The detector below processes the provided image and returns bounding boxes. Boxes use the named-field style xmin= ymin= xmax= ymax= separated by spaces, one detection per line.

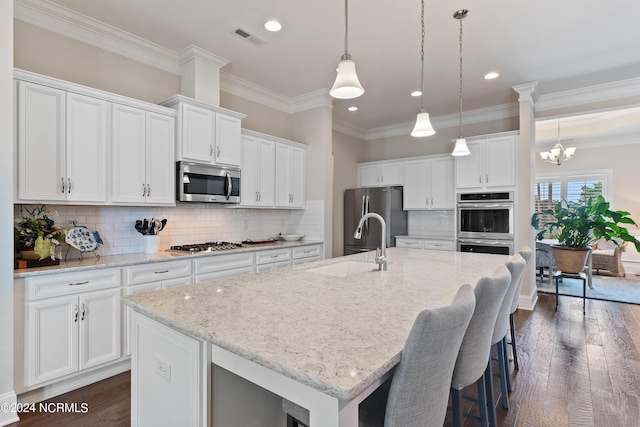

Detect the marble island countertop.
xmin=123 ymin=247 xmax=509 ymax=400
xmin=14 ymin=240 xmax=323 ymax=278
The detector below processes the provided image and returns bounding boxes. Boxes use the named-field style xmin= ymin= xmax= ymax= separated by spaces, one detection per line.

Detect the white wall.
xmin=0 ymin=4 xmax=17 ymax=426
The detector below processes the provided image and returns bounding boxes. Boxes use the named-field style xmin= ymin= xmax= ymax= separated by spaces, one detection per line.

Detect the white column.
xmin=178 ymin=45 xmax=229 ymax=106
xmin=512 ymin=82 xmax=539 ymax=310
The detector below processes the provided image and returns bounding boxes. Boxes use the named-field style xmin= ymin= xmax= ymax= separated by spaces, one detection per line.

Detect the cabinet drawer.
xmin=423 ymin=241 xmax=454 ymax=251
xmin=194 ymin=252 xmax=254 ymax=276
xmin=194 ymin=266 xmax=254 ymax=283
xmin=125 ymin=259 xmax=192 ymax=286
xmin=292 ymin=256 xmax=321 ymax=266
xmin=292 ymin=245 xmax=322 ymax=260
xmin=26 ymin=269 xmax=119 ymax=301
xmin=396 ymin=239 xmax=423 ymax=249
xmin=255 ymin=260 xmax=291 ymax=272
xmin=255 ymin=248 xmax=291 ymax=265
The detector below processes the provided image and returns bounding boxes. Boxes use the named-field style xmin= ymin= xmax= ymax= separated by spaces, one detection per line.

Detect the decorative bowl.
xmin=281 ymin=234 xmax=304 ymax=241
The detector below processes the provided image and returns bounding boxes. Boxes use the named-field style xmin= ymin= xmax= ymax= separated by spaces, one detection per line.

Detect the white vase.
xmin=143 ymin=235 xmax=160 ymax=254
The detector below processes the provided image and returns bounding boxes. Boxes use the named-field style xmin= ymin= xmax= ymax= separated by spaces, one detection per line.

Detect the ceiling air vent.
xmin=233 ymin=28 xmax=265 ymax=46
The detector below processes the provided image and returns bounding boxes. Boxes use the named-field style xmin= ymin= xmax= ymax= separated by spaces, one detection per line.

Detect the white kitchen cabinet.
xmin=25 ymin=269 xmax=121 ymax=386
xmin=194 ymin=252 xmax=255 ymax=282
xmin=292 ymin=244 xmax=324 ymax=265
xmin=16 ymin=81 xmax=108 ymax=203
xmin=358 ymin=161 xmax=404 ymax=187
xmin=455 ymin=134 xmax=517 ymax=190
xmin=161 ymin=95 xmax=245 ymax=167
xmin=275 ymin=143 xmax=306 ymax=208
xmin=240 ymin=134 xmax=275 ymax=207
xmin=255 ymin=248 xmax=291 ymax=272
xmin=112 ymin=104 xmax=175 ymax=205
xmin=403 ymin=156 xmax=454 ymax=210
xmin=395 ymin=237 xmax=454 ymax=251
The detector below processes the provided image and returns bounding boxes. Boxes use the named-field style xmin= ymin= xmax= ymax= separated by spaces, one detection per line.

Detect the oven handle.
xmin=457 ymin=238 xmax=512 ymax=247
xmin=457 ymin=203 xmax=513 ymax=209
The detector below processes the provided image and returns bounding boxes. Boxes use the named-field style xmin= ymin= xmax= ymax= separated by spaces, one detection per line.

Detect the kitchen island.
xmin=123 ymin=247 xmax=510 ymax=426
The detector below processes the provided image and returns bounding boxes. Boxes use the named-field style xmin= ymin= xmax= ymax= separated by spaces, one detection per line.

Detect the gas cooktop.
xmin=169 ymin=241 xmax=242 ymax=252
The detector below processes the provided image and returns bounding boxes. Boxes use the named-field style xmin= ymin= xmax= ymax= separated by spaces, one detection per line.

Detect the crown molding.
xmin=178 ymin=45 xmax=229 ymax=69
xmin=536 ymin=77 xmax=640 ymax=112
xmin=290 ymin=89 xmax=333 ymax=114
xmin=333 ymin=118 xmax=367 ymax=140
xmin=14 ymin=0 xmax=180 ymax=74
xmin=512 ymin=82 xmax=539 ymax=104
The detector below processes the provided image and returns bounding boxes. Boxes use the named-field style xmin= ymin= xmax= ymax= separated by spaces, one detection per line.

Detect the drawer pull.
xmin=270 ymin=255 xmax=279 ymax=258
xmin=74 ymin=304 xmax=78 ymax=322
xmin=154 ymin=270 xmax=169 ymax=274
xmin=68 ymin=281 xmax=89 ymax=286
xmin=303 ymin=250 xmax=312 ymax=254
xmin=81 ymin=303 xmax=86 ymax=321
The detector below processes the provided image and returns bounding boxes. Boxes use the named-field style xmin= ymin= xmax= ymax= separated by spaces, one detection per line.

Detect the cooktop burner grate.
xmin=170 ymin=241 xmax=243 ymax=252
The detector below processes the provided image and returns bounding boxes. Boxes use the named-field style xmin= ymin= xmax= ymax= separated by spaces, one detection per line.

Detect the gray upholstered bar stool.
xmin=282 ymin=284 xmax=477 ymax=427
xmin=486 ymin=254 xmax=526 ymax=426
xmin=450 ymin=265 xmax=511 ymax=427
xmin=508 ymin=246 xmax=533 ymax=371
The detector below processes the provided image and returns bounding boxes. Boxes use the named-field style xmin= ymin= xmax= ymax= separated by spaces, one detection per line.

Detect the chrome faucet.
xmin=354 ymin=212 xmax=387 ymax=271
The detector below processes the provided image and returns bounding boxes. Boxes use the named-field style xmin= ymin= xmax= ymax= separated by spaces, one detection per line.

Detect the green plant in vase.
xmin=14 ymin=205 xmax=67 ymax=260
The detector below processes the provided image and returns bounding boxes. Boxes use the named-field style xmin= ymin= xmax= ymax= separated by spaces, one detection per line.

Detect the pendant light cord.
xmin=419 ymin=0 xmax=425 ymax=111
xmin=343 ymin=0 xmax=350 ymax=59
xmin=458 ymin=14 xmax=464 ymax=138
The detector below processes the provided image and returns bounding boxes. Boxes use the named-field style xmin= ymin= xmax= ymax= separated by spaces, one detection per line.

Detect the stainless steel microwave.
xmin=176 ymin=161 xmax=240 ymax=203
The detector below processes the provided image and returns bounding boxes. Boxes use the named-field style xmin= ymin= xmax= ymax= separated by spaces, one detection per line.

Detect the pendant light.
xmin=329 ymin=0 xmax=365 ymax=99
xmin=540 ymin=119 xmax=576 ymax=165
xmin=411 ymin=0 xmax=435 ymax=137
xmin=451 ymin=9 xmax=470 ymax=156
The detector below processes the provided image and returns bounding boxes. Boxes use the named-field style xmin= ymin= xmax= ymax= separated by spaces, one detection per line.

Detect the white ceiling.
xmin=36 ymin=0 xmax=640 ymax=132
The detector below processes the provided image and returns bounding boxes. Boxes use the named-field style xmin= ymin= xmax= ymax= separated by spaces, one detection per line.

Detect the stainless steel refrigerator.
xmin=344 ymin=186 xmax=408 ymax=255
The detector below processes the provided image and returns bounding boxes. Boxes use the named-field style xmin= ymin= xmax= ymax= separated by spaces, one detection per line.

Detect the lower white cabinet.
xmin=25 ymin=269 xmax=121 ymax=386
xmin=395 ymin=237 xmax=454 ymax=251
xmin=292 ymin=244 xmax=323 ymax=265
xmin=194 ymin=252 xmax=255 ymax=282
xmin=255 ymin=248 xmax=292 ymax=272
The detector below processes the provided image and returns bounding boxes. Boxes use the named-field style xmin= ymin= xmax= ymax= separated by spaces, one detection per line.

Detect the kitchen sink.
xmin=305 ymin=260 xmax=379 ymax=277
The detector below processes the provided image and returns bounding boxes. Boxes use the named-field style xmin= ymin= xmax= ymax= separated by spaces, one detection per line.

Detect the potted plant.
xmin=531 ymin=196 xmax=640 ymax=274
xmin=14 ymin=205 xmax=67 ymax=261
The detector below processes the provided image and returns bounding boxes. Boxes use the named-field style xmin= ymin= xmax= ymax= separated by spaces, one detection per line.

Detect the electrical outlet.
xmin=155 ymin=355 xmax=171 ymax=382
xmin=243 ymin=219 xmax=249 ymax=230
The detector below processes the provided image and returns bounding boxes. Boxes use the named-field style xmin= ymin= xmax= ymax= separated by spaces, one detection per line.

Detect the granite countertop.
xmin=123 ymin=247 xmax=509 ymax=400
xmin=14 ymin=240 xmax=323 ymax=278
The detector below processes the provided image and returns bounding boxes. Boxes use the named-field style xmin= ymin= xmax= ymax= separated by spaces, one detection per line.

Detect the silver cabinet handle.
xmin=68 ymin=178 xmax=72 ymax=194
xmin=217 ymin=146 xmax=221 ymax=158
xmin=270 ymin=255 xmax=279 ymax=258
xmin=68 ymin=281 xmax=89 ymax=286
xmin=142 ymin=183 xmax=146 ymax=197
xmin=377 ymin=176 xmax=380 ymax=183
xmin=479 ymin=176 xmax=482 ymax=184
xmin=210 ymin=145 xmax=213 ymax=156
xmin=258 ymin=191 xmax=261 ymax=201
xmin=147 ymin=184 xmax=151 ymax=198
xmin=256 ymin=191 xmax=259 ymax=201
xmin=154 ymin=270 xmax=169 ymax=274
xmin=431 ymin=198 xmax=433 ymax=207
xmin=486 ymin=175 xmax=489 ymax=184
xmin=61 ymin=178 xmax=65 ymax=194
xmin=81 ymin=303 xmax=86 ymax=321
xmin=74 ymin=304 xmax=78 ymax=322
xmin=381 ymin=175 xmax=384 ymax=183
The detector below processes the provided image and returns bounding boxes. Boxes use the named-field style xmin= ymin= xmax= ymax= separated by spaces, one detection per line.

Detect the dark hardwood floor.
xmin=10 ymin=293 xmax=640 ymax=426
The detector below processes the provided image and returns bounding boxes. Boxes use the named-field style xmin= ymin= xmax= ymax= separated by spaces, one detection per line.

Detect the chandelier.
xmin=540 ymin=119 xmax=576 ymax=166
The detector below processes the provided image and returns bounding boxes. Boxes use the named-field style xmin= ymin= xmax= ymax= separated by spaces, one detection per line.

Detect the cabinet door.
xmin=275 ymin=144 xmax=291 ymax=206
xmin=215 ymin=113 xmax=242 ymax=166
xmin=430 ymin=157 xmax=455 ymax=209
xmin=240 ymin=135 xmax=259 ymax=206
xmin=358 ymin=164 xmax=380 ymax=187
xmin=112 ymin=104 xmax=146 ymax=203
xmin=455 ymin=140 xmax=484 ymax=189
xmin=289 ymin=146 xmax=305 ymax=208
xmin=27 ymin=296 xmax=78 ymax=385
xmin=181 ymin=104 xmax=214 ymax=163
xmin=257 ymin=139 xmax=276 ymax=206
xmin=485 ymin=136 xmax=516 ymax=188
xmin=146 ymin=112 xmax=175 ymax=205
xmin=380 ymin=163 xmax=403 ymax=186
xmin=403 ymin=160 xmax=428 ymax=210
xmin=66 ymin=93 xmax=108 ymax=202
xmin=79 ymin=289 xmax=121 ymax=370
xmin=17 ymin=81 xmax=66 ymax=201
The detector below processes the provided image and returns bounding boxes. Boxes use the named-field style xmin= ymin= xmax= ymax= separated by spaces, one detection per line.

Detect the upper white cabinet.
xmin=240 ymin=133 xmax=275 ymax=207
xmin=403 ymin=156 xmax=454 ymax=210
xmin=112 ymin=104 xmax=175 ymax=205
xmin=455 ymin=134 xmax=517 ymax=190
xmin=358 ymin=161 xmax=403 ymax=187
xmin=275 ymin=142 xmax=306 ymax=208
xmin=16 ymin=81 xmax=108 ymax=203
xmin=161 ymin=95 xmax=245 ymax=167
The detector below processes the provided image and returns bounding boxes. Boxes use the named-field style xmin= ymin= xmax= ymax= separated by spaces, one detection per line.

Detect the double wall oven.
xmin=457 ymin=192 xmax=514 ymax=255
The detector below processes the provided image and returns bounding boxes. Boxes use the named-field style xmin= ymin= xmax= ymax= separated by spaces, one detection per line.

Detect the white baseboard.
xmin=0 ymin=391 xmax=19 ymax=426
xmin=518 ymin=288 xmax=538 ymax=311
xmin=18 ymin=360 xmax=130 ymax=405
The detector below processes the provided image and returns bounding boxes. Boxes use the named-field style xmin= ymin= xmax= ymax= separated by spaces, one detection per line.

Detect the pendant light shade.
xmin=451 ymin=9 xmax=470 ymax=156
xmin=330 ymin=57 xmax=365 ymax=99
xmin=330 ymin=0 xmax=364 ymax=99
xmin=411 ymin=0 xmax=435 ymax=137
xmin=539 ymin=119 xmax=576 ymax=165
xmin=411 ymin=110 xmax=435 ymax=137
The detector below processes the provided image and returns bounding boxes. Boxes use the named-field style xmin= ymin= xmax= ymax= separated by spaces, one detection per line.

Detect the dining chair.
xmin=487 ymin=254 xmax=526 ymax=424
xmin=450 ymin=265 xmax=511 ymax=427
xmin=282 ymin=283 xmax=477 ymax=427
xmin=508 ymin=246 xmax=533 ymax=371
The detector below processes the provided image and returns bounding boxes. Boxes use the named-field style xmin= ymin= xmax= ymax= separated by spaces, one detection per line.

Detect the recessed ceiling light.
xmin=264 ymin=20 xmax=282 ymax=32
xmin=484 ymin=72 xmax=499 ymax=80
xmin=411 ymin=90 xmax=422 ymax=97
xmin=348 ymin=106 xmax=358 ymax=112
